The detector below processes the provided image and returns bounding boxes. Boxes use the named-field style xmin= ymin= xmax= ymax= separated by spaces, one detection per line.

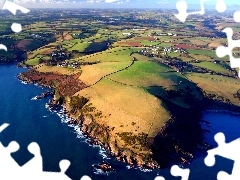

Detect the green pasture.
xmin=187 ymin=49 xmax=218 ymax=59
xmin=140 ymin=40 xmax=160 ymax=46
xmin=25 ymin=55 xmax=42 ymax=65
xmin=191 ymin=61 xmax=233 ymax=75
xmin=76 ymin=47 xmax=137 ymax=63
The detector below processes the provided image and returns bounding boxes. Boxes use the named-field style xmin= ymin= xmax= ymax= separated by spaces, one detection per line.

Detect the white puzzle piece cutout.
xmin=0 ymin=0 xmax=30 ymax=51
xmin=204 ymin=132 xmax=240 ymax=180
xmin=0 ymin=123 xmax=92 ymax=179
xmin=2 ymin=0 xmax=30 ymax=15
xmin=233 ymin=11 xmax=240 ymax=23
xmin=175 ymin=0 xmax=227 ymax=22
xmin=171 ymin=165 xmax=190 ymax=180
xmin=215 ymin=27 xmax=240 ymax=77
xmin=154 ymin=176 xmax=165 ymax=180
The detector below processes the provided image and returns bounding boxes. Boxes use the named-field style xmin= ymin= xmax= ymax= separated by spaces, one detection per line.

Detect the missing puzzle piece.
xmin=175 ymin=0 xmax=227 ymax=22
xmin=170 ymin=165 xmax=190 ymax=180
xmin=154 ymin=176 xmax=165 ymax=180
xmin=0 ymin=123 xmax=91 ymax=179
xmin=215 ymin=27 xmax=240 ymax=77
xmin=204 ymin=132 xmax=240 ymax=180
xmin=234 ymin=11 xmax=240 ymax=23
xmin=154 ymin=165 xmax=190 ymax=180
xmin=175 ymin=0 xmax=206 ymax=23
xmin=0 ymin=141 xmax=20 ymax=174
xmin=2 ymin=0 xmax=30 ymax=15
xmin=0 ymin=123 xmax=9 ymax=132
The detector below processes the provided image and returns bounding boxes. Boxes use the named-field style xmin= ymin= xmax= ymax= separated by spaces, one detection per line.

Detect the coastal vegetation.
xmin=69 ymin=95 xmax=89 ymax=111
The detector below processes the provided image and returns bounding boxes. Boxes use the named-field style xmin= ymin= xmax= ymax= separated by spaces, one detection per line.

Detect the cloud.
xmin=105 ymin=0 xmax=119 ymax=3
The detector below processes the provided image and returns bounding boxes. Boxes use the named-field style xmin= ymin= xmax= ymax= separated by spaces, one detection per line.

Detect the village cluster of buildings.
xmin=57 ymin=61 xmax=79 ymax=69
xmin=138 ymin=46 xmax=188 ymax=57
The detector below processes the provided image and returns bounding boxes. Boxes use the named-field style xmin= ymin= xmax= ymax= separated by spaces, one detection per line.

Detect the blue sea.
xmin=0 ymin=64 xmax=240 ymax=180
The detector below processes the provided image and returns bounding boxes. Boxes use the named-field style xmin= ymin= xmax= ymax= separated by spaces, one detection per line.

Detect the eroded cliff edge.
xmin=17 ymin=68 xmax=219 ymax=169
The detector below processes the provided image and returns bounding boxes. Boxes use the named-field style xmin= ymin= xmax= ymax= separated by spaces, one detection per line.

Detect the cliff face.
xmin=145 ymin=83 xmax=209 ymax=167
xmin=18 ymin=69 xmax=210 ymax=169
xmin=63 ymin=96 xmax=160 ymax=168
xmin=151 ymin=104 xmax=205 ymax=167
xmin=63 ymin=83 xmax=209 ymax=168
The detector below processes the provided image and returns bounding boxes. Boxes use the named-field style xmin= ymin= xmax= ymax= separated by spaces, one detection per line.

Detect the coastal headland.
xmin=18 ymin=47 xmax=240 ymax=169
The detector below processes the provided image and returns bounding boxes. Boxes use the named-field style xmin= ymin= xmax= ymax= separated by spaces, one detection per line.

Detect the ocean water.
xmin=0 ymin=64 xmax=240 ymax=180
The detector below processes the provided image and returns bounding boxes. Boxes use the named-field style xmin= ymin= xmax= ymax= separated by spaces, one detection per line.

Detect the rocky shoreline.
xmin=61 ymin=105 xmax=160 ymax=169
xmin=17 ymin=68 xmax=237 ymax=169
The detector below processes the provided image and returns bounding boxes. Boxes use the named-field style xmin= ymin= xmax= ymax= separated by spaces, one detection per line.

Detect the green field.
xmin=140 ymin=40 xmax=160 ymax=46
xmin=187 ymin=49 xmax=228 ymax=60
xmin=191 ymin=61 xmax=233 ymax=75
xmin=75 ymin=47 xmax=138 ymax=63
xmin=186 ymin=73 xmax=240 ymax=106
xmin=25 ymin=55 xmax=42 ymax=65
xmin=68 ymin=42 xmax=92 ymax=52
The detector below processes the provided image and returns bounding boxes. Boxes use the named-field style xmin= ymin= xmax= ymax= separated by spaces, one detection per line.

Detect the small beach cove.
xmin=1 ymin=64 xmax=240 ymax=179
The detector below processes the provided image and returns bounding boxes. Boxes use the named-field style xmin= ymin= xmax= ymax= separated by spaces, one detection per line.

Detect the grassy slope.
xmin=186 ymin=73 xmax=240 ymax=106
xmin=22 ymin=24 xmax=240 ymax=165
xmin=71 ymin=51 xmax=204 ymax=158
xmin=191 ymin=61 xmax=234 ymax=75
xmin=74 ymin=52 xmax=173 ymax=155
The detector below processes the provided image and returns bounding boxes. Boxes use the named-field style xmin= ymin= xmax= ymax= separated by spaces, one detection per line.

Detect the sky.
xmin=0 ymin=0 xmax=240 ymax=9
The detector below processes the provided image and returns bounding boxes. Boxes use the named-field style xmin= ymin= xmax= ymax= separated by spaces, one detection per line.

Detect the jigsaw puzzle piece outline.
xmin=39 ymin=159 xmax=71 ymax=180
xmin=154 ymin=176 xmax=165 ymax=180
xmin=0 ymin=141 xmax=21 ymax=176
xmin=233 ymin=11 xmax=240 ymax=23
xmin=2 ymin=0 xmax=30 ymax=34
xmin=175 ymin=0 xmax=227 ymax=22
xmin=0 ymin=123 xmax=92 ymax=179
xmin=204 ymin=132 xmax=240 ymax=180
xmin=175 ymin=0 xmax=210 ymax=22
xmin=80 ymin=175 xmax=92 ymax=180
xmin=20 ymin=142 xmax=43 ymax=173
xmin=215 ymin=0 xmax=227 ymax=13
xmin=170 ymin=165 xmax=190 ymax=180
xmin=0 ymin=123 xmax=9 ymax=133
xmin=215 ymin=27 xmax=240 ymax=77
xmin=33 ymin=160 xmax=92 ymax=180
xmin=2 ymin=0 xmax=30 ymax=15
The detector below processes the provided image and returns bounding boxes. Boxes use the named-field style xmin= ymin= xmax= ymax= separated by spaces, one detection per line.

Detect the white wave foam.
xmin=93 ymin=168 xmax=105 ymax=175
xmin=126 ymin=165 xmax=131 ymax=169
xmin=45 ymin=104 xmax=113 ymax=160
xmin=139 ymin=168 xmax=152 ymax=172
xmin=92 ymin=165 xmax=112 ymax=175
xmin=75 ymin=126 xmax=85 ymax=139
xmin=99 ymin=149 xmax=110 ymax=159
xmin=20 ymin=80 xmax=27 ymax=84
xmin=31 ymin=96 xmax=39 ymax=100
